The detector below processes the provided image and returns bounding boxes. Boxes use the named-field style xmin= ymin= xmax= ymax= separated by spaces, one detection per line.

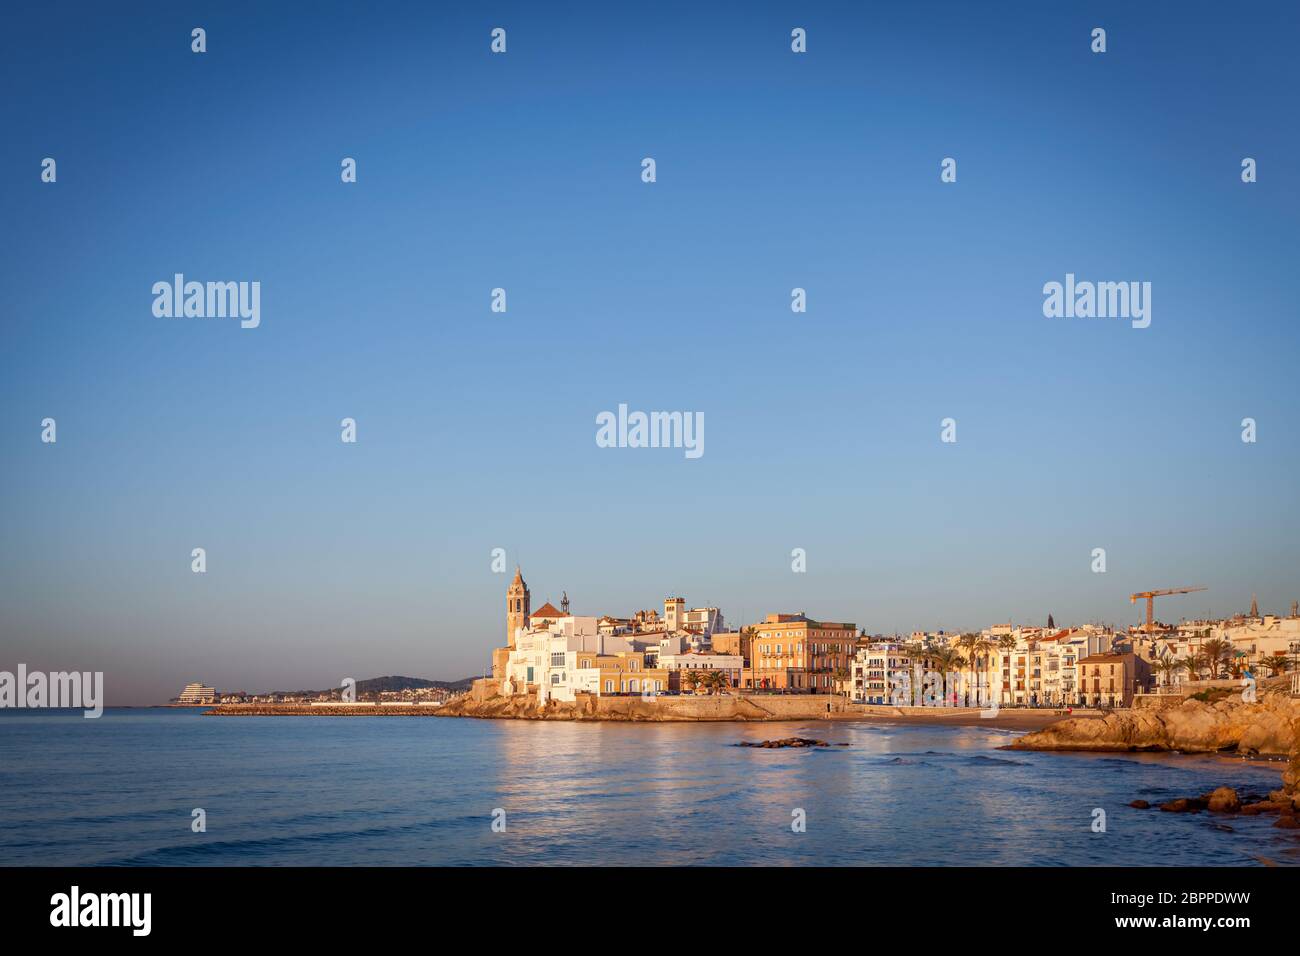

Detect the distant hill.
xmin=269 ymin=675 xmax=477 ymax=696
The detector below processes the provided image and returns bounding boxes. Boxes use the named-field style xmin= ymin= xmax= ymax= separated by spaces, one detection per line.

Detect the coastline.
xmin=203 ymin=699 xmax=1069 ymax=731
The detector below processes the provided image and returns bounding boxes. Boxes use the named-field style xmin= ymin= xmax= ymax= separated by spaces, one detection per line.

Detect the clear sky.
xmin=2 ymin=2 xmax=1298 ymax=704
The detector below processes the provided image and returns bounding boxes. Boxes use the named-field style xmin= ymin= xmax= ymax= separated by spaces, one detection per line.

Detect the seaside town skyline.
xmin=165 ymin=565 xmax=1300 ymax=708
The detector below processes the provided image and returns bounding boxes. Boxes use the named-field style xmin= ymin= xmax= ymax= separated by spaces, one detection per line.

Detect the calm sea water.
xmin=0 ymin=709 xmax=1294 ymax=866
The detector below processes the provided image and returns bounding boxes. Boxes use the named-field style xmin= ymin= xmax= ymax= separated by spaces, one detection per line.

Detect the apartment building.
xmin=1078 ymin=652 xmax=1137 ymax=707
xmin=850 ymin=643 xmax=911 ymax=704
xmin=749 ymin=613 xmax=857 ymax=692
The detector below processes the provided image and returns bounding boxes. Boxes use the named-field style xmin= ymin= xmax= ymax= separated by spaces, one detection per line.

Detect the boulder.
xmin=1129 ymin=800 xmax=1151 ymax=809
xmin=1159 ymin=798 xmax=1206 ymax=813
xmin=1205 ymin=787 xmax=1241 ymax=813
xmin=1245 ymin=800 xmax=1293 ymax=814
xmin=1012 ymin=682 xmax=1300 ymax=757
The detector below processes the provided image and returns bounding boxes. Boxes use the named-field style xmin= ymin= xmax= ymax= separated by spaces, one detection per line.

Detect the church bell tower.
xmin=507 ymin=566 xmax=530 ymax=648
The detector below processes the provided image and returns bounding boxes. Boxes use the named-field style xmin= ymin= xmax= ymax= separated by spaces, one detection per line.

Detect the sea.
xmin=0 ymin=709 xmax=1294 ymax=866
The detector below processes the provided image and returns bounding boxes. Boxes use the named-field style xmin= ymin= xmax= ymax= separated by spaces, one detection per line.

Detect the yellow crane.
xmin=1130 ymin=586 xmax=1207 ymax=631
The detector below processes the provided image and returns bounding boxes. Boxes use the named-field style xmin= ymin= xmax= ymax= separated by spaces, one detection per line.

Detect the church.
xmin=490 ymin=566 xmax=670 ymax=702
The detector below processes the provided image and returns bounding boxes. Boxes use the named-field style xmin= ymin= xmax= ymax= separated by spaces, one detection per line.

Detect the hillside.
xmin=269 ymin=675 xmax=476 ymax=697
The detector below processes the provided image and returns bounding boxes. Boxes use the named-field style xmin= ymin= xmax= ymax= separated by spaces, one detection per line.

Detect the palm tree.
xmin=925 ymin=645 xmax=967 ymax=706
xmin=682 ymin=670 xmax=702 ymax=694
xmin=1154 ymin=658 xmax=1185 ymax=690
xmin=956 ymin=632 xmax=995 ymax=705
xmin=996 ymin=634 xmax=1017 ymax=705
xmin=1181 ymin=654 xmax=1205 ymax=681
xmin=702 ymin=670 xmax=729 ymax=695
xmin=1260 ymin=655 xmax=1291 ymax=677
xmin=972 ymin=635 xmax=995 ymax=701
xmin=895 ymin=642 xmax=931 ymax=705
xmin=1201 ymin=639 xmax=1231 ymax=679
xmin=956 ymin=633 xmax=980 ymax=685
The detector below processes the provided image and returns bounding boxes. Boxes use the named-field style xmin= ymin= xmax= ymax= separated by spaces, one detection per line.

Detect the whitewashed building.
xmin=501 ymin=615 xmax=635 ymax=703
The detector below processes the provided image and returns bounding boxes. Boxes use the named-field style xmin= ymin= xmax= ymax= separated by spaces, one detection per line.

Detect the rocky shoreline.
xmin=1009 ymin=683 xmax=1299 ymax=757
xmin=1130 ymin=785 xmax=1300 ymax=828
xmin=1012 ymin=682 xmax=1300 ymax=811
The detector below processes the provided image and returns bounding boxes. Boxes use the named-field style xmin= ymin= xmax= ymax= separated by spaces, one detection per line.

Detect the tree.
xmin=924 ymin=645 xmax=967 ymax=706
xmin=1200 ymin=639 xmax=1231 ymax=679
xmin=683 ymin=670 xmax=702 ymax=694
xmin=1154 ymin=658 xmax=1185 ymax=688
xmin=958 ymin=632 xmax=995 ymax=701
xmin=1260 ymin=655 xmax=1291 ymax=677
xmin=702 ymin=670 xmax=729 ymax=695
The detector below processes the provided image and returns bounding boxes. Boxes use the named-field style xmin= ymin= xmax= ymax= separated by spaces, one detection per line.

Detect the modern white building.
xmin=175 ymin=682 xmax=217 ymax=704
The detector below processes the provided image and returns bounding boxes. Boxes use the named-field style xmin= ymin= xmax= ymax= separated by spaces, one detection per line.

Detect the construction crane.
xmin=1130 ymin=586 xmax=1207 ymax=631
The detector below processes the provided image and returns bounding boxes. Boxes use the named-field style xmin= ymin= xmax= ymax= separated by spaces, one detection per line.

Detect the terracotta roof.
xmin=531 ymin=602 xmax=564 ymax=619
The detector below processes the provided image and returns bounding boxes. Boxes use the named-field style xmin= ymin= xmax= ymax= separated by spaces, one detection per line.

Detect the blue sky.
xmin=2 ymin=2 xmax=1298 ymax=703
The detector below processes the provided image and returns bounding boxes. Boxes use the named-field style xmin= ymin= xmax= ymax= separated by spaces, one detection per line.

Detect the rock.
xmin=1242 ymin=801 xmax=1292 ymax=815
xmin=1284 ymin=747 xmax=1299 ymax=792
xmin=1272 ymin=815 xmax=1300 ymax=830
xmin=740 ymin=737 xmax=831 ymax=749
xmin=1159 ymin=798 xmax=1206 ymax=813
xmin=1206 ymin=787 xmax=1242 ymax=813
xmin=1129 ymin=800 xmax=1151 ymax=809
xmin=1012 ymin=682 xmax=1300 ymax=757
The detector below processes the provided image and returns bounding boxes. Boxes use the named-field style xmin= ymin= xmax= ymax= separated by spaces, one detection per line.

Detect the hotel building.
xmin=748 ymin=613 xmax=857 ymax=692
xmin=175 ymin=682 xmax=217 ymax=705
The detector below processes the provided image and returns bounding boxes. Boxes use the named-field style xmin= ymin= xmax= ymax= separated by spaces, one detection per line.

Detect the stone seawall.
xmin=435 ymin=692 xmax=850 ymax=722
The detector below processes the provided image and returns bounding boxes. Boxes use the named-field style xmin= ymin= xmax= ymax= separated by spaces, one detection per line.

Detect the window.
xmin=526 ymin=667 xmax=534 ymax=683
xmin=605 ymin=680 xmax=613 ymax=693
